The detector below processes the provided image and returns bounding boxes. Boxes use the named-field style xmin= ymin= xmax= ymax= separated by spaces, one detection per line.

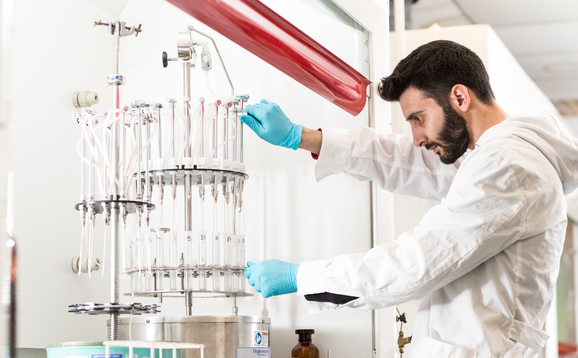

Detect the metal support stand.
xmin=70 ymin=19 xmax=147 ymax=340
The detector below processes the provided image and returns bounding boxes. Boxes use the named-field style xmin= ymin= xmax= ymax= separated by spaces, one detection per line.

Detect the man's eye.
xmin=415 ymin=116 xmax=422 ymax=122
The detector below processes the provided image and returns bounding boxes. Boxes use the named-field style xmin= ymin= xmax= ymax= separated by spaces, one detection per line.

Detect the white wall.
xmin=9 ymin=0 xmax=376 ymax=356
xmin=8 ymin=0 xmax=113 ymax=347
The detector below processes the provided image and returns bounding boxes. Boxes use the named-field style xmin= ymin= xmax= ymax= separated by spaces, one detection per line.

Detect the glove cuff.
xmin=280 ymin=124 xmax=303 ymax=150
xmin=289 ymin=263 xmax=299 ymax=292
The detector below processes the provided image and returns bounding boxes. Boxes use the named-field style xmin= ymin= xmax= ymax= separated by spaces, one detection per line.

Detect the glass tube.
xmin=184 ymin=99 xmax=191 ymax=159
xmin=170 ymin=99 xmax=176 ymax=158
xmin=155 ymin=230 xmax=165 ymax=291
xmin=223 ymin=234 xmax=233 ymax=292
xmin=224 ymin=234 xmax=233 ymax=267
xmin=239 ymin=235 xmax=245 ymax=268
xmin=212 ymin=232 xmax=220 ymax=291
xmin=184 ymin=231 xmax=194 ymax=290
xmin=233 ymin=107 xmax=239 ymax=164
xmin=197 ymin=270 xmax=205 ymax=291
xmin=80 ymin=117 xmax=86 ymax=201
xmin=121 ymin=110 xmax=127 ymax=198
xmin=236 ymin=234 xmax=244 ymax=267
xmin=200 ymin=98 xmax=205 ymax=159
xmin=157 ymin=104 xmax=163 ymax=160
xmin=145 ymin=109 xmax=151 ymax=201
xmin=231 ymin=234 xmax=240 ymax=292
xmin=240 ymin=97 xmax=245 ymax=164
xmin=88 ymin=210 xmax=95 ymax=278
xmin=103 ymin=117 xmax=110 ymax=198
xmin=213 ymin=102 xmax=219 ymax=165
xmin=139 ymin=232 xmax=146 ymax=291
xmin=88 ymin=122 xmax=95 ymax=200
xmin=136 ymin=110 xmax=143 ymax=200
xmin=130 ymin=234 xmax=138 ymax=292
xmin=145 ymin=232 xmax=153 ymax=291
xmin=224 ymin=270 xmax=232 ymax=292
xmin=223 ymin=103 xmax=230 ymax=164
xmin=199 ymin=231 xmax=207 ymax=291
xmin=199 ymin=231 xmax=207 ymax=265
xmin=169 ymin=231 xmax=178 ymax=290
xmin=239 ymin=235 xmax=246 ymax=292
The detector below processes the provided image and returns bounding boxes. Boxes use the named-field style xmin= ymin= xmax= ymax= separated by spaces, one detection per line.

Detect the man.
xmin=241 ymin=40 xmax=578 ymax=357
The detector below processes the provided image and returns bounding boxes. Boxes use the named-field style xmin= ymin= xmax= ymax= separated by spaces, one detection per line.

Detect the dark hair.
xmin=378 ymin=40 xmax=495 ymax=106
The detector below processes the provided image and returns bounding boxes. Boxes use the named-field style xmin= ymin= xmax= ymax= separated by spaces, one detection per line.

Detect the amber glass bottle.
xmin=291 ymin=329 xmax=319 ymax=358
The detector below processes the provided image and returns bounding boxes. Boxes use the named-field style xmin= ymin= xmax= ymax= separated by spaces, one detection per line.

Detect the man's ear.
xmin=449 ymin=84 xmax=470 ymax=112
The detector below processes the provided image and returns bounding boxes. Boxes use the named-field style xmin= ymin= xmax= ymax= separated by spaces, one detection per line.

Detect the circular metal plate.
xmin=123 ymin=290 xmax=252 ymax=298
xmin=68 ymin=302 xmax=160 ymax=315
xmin=145 ymin=168 xmax=248 ymax=186
xmin=75 ymin=200 xmax=155 ymax=214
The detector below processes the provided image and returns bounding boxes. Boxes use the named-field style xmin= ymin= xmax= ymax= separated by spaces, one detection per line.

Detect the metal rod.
xmin=183 ymin=55 xmax=193 ymax=316
xmin=183 ymin=62 xmax=193 ymax=231
xmin=200 ymin=98 xmax=205 ymax=158
xmin=137 ymin=109 xmax=143 ymax=200
xmin=80 ymin=118 xmax=86 ymax=201
xmin=157 ymin=105 xmax=163 ymax=159
xmin=224 ymin=104 xmax=229 ymax=162
xmin=183 ymin=62 xmax=192 ymax=158
xmin=213 ymin=103 xmax=219 ymax=160
xmin=185 ymin=174 xmax=193 ymax=232
xmin=185 ymin=291 xmax=193 ymax=316
xmin=109 ymin=20 xmax=122 ymax=340
xmin=233 ymin=107 xmax=238 ymax=163
xmin=120 ymin=110 xmax=126 ymax=198
xmin=145 ymin=109 xmax=151 ymax=201
xmin=89 ymin=127 xmax=95 ymax=199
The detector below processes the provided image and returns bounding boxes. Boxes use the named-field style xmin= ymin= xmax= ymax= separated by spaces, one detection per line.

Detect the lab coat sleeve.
xmin=298 ymin=136 xmax=548 ymax=310
xmin=315 ymin=127 xmax=461 ymax=200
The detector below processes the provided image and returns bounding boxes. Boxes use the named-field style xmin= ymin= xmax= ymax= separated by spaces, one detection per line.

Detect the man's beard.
xmin=425 ymin=104 xmax=471 ymax=164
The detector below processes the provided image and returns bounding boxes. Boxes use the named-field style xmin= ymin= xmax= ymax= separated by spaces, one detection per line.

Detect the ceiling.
xmin=409 ymin=0 xmax=578 ymax=133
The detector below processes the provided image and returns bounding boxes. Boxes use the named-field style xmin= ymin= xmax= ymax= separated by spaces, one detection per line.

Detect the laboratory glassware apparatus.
xmin=116 ymin=27 xmax=252 ymax=311
xmin=117 ymin=28 xmax=270 ymax=358
xmin=67 ymin=20 xmax=268 ymax=357
xmin=68 ymin=20 xmax=160 ymax=341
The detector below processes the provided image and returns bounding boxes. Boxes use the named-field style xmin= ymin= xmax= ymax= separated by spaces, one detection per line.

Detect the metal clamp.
xmin=94 ymin=20 xmax=142 ymax=37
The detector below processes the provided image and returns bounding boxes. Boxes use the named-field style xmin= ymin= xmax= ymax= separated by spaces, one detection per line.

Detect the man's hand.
xmin=243 ymin=259 xmax=299 ymax=298
xmin=240 ymin=99 xmax=302 ymax=150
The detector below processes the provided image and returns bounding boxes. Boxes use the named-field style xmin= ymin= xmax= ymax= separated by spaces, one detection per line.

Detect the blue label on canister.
xmin=91 ymin=354 xmax=123 ymax=358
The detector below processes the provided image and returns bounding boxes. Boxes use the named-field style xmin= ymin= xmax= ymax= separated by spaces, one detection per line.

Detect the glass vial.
xmin=155 ymin=229 xmax=166 ymax=291
xmin=291 ymin=329 xmax=319 ymax=358
xmin=184 ymin=231 xmax=194 ymax=290
xmin=169 ymin=231 xmax=179 ymax=290
xmin=144 ymin=232 xmax=154 ymax=292
xmin=212 ymin=232 xmax=221 ymax=291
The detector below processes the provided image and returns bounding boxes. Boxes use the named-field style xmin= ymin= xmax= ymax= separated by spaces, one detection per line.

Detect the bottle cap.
xmin=295 ymin=329 xmax=315 ymax=334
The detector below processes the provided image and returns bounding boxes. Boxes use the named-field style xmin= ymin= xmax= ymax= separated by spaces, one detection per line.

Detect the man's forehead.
xmin=400 ymin=88 xmax=434 ymax=116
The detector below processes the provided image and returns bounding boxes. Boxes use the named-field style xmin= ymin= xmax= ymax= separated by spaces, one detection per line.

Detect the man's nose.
xmin=412 ymin=127 xmax=427 ymax=147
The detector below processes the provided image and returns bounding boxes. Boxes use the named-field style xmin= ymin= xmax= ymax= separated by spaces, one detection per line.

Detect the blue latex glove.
xmin=243 ymin=259 xmax=299 ymax=298
xmin=240 ymin=99 xmax=302 ymax=150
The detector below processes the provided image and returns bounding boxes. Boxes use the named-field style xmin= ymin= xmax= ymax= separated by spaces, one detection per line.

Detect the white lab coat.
xmin=297 ymin=114 xmax=578 ymax=357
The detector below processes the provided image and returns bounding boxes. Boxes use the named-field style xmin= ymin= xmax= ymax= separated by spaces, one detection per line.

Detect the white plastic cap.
xmin=153 ymin=159 xmax=165 ymax=170
xmin=183 ymin=158 xmax=194 ymax=169
xmin=72 ymin=91 xmax=99 ymax=108
xmin=197 ymin=157 xmax=206 ymax=169
xmin=169 ymin=158 xmax=178 ymax=168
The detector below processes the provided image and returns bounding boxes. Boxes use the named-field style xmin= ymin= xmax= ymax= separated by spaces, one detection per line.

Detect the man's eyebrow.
xmin=406 ymin=110 xmax=424 ymax=121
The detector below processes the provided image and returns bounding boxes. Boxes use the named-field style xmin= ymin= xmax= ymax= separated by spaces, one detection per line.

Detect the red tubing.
xmin=167 ymin=0 xmax=372 ymax=116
